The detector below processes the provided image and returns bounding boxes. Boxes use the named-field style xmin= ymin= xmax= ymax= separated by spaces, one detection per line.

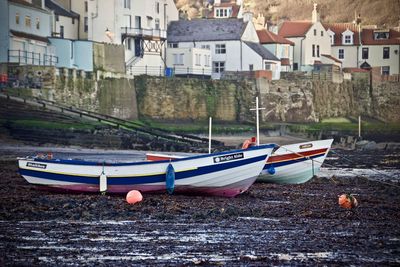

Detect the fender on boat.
xmin=267 ymin=165 xmax=276 ymax=175
xmin=166 ymin=163 xmax=175 ymax=195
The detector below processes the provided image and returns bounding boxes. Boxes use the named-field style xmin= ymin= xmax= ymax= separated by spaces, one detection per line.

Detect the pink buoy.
xmin=126 ymin=190 xmax=143 ymax=204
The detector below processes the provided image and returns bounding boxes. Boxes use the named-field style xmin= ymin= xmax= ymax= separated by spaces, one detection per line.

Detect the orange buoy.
xmin=126 ymin=190 xmax=143 ymax=204
xmin=338 ymin=194 xmax=358 ymax=209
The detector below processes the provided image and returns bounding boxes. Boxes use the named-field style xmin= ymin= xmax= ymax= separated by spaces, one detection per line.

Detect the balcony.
xmin=8 ymin=50 xmax=58 ymax=66
xmin=121 ymin=27 xmax=167 ymax=41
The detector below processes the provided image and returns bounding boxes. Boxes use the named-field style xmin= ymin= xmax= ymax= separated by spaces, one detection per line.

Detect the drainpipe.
xmin=239 ymin=40 xmax=243 ymax=71
xmin=300 ymin=37 xmax=305 ymax=70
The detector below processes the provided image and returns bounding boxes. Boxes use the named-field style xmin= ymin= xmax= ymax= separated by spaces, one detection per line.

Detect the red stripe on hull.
xmin=267 ymin=148 xmax=328 ymax=163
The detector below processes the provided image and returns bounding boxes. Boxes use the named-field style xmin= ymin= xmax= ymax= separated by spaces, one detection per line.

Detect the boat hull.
xmin=258 ymin=139 xmax=333 ymax=184
xmin=19 ymin=145 xmax=274 ymax=197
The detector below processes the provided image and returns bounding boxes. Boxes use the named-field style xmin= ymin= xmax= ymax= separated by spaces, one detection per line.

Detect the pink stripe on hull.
xmin=35 ymin=176 xmax=258 ymax=198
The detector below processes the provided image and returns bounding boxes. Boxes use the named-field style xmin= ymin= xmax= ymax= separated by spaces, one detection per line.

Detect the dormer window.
xmin=374 ymin=31 xmax=389 ymax=40
xmin=215 ymin=8 xmax=231 ymax=18
xmin=342 ymin=29 xmax=354 ymax=45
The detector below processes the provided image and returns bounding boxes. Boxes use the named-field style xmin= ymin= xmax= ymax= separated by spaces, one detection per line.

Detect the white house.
xmin=166 ymin=47 xmax=211 ymax=77
xmin=70 ymin=0 xmax=178 ymax=75
xmin=45 ymin=0 xmax=79 ymax=39
xmin=257 ymin=29 xmax=294 ymax=72
xmin=0 ymin=0 xmax=57 ymax=66
xmin=205 ymin=0 xmax=243 ymax=19
xmin=167 ymin=17 xmax=280 ymax=79
xmin=324 ymin=23 xmax=400 ymax=75
xmin=359 ymin=28 xmax=400 ymax=75
xmin=278 ymin=4 xmax=332 ymax=71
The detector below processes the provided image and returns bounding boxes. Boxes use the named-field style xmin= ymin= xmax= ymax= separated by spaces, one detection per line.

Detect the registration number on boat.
xmin=213 ymin=153 xmax=244 ymax=163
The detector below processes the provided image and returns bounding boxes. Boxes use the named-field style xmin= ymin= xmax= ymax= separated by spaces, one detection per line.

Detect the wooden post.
xmin=358 ymin=115 xmax=361 ymax=139
xmin=250 ymin=97 xmax=265 ymax=146
xmin=208 ymin=117 xmax=212 ymax=154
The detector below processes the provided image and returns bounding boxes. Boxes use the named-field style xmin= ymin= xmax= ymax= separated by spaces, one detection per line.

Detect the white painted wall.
xmin=302 ymin=22 xmax=331 ymax=69
xmin=166 ymin=47 xmax=211 ymax=75
xmin=331 ymin=45 xmax=357 ymax=68
xmin=55 ymin=15 xmax=78 ymax=39
xmin=360 ymin=45 xmax=400 ymax=75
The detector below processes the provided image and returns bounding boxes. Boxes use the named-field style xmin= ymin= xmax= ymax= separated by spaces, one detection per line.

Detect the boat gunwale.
xmin=18 ymin=144 xmax=276 ymax=167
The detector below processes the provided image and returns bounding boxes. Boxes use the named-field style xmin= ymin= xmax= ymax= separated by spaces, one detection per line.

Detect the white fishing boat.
xmin=18 ymin=144 xmax=275 ymax=197
xmin=147 ymin=139 xmax=334 ymax=185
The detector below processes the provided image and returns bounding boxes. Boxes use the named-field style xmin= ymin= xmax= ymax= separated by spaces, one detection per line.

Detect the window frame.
xmin=381 ymin=66 xmax=390 ymax=75
xmin=215 ymin=44 xmax=226 ymax=54
xmin=213 ymin=61 xmax=225 ymax=73
xmin=362 ymin=47 xmax=369 ymax=59
xmin=15 ymin=13 xmax=20 ymax=24
xmin=338 ymin=49 xmax=344 ymax=59
xmin=383 ymin=47 xmax=390 ymax=59
xmin=25 ymin=16 xmax=31 ymax=27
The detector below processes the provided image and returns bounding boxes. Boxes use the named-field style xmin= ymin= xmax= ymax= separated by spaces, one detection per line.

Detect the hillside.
xmin=174 ymin=0 xmax=400 ymax=28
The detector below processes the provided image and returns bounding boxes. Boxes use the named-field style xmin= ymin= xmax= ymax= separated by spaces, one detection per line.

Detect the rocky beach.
xmin=0 ymin=143 xmax=399 ymax=266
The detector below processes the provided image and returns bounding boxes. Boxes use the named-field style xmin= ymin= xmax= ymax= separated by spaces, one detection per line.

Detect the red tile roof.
xmin=361 ymin=29 xmax=400 ymax=45
xmin=324 ymin=23 xmax=361 ymax=46
xmin=257 ymin=29 xmax=294 ymax=45
xmin=280 ymin=58 xmax=290 ymax=66
xmin=324 ymin=23 xmax=400 ymax=46
xmin=278 ymin=21 xmax=313 ymax=38
xmin=321 ymin=54 xmax=342 ymax=63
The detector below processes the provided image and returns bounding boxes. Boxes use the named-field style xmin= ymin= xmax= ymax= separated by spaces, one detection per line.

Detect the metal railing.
xmin=7 ymin=50 xmax=58 ymax=66
xmin=128 ymin=65 xmax=212 ymax=77
xmin=121 ymin=27 xmax=167 ymax=39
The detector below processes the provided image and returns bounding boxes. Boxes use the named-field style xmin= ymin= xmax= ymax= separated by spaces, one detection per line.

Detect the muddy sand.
xmin=0 ymin=146 xmax=400 ymax=266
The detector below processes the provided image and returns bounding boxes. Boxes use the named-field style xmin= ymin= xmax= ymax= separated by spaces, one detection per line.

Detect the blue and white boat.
xmin=18 ymin=144 xmax=275 ymax=197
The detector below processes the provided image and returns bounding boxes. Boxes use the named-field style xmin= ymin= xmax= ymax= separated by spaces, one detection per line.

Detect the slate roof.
xmin=45 ymin=0 xmax=79 ymax=18
xmin=257 ymin=29 xmax=294 ymax=45
xmin=244 ymin=41 xmax=280 ymax=61
xmin=167 ymin=19 xmax=248 ymax=42
xmin=279 ymin=21 xmax=313 ymax=38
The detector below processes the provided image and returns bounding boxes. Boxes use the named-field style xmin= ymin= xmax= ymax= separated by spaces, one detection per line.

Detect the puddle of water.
xmin=319 ymin=167 xmax=400 ymax=181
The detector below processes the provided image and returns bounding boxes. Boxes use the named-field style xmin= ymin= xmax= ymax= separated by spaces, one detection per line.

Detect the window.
xmin=383 ymin=47 xmax=390 ymax=59
xmin=36 ymin=18 xmax=40 ymax=30
xmin=249 ymin=64 xmax=253 ymax=71
xmin=60 ymin=25 xmax=64 ymax=38
xmin=84 ymin=17 xmax=88 ymax=32
xmin=168 ymin=43 xmax=178 ymax=48
xmin=329 ymin=35 xmax=335 ymax=44
xmin=25 ymin=16 xmax=31 ymax=27
xmin=72 ymin=18 xmax=75 ymax=24
xmin=173 ymin=53 xmax=184 ymax=65
xmin=156 ymin=2 xmax=160 ymax=13
xmin=213 ymin=61 xmax=225 ymax=73
xmin=344 ymin=35 xmax=352 ymax=44
xmin=201 ymin=44 xmax=210 ymax=50
xmin=135 ymin=16 xmax=141 ymax=29
xmin=215 ymin=8 xmax=228 ymax=17
xmin=84 ymin=1 xmax=88 ymax=12
xmin=338 ymin=49 xmax=344 ymax=59
xmin=362 ymin=48 xmax=369 ymax=59
xmin=381 ymin=66 xmax=390 ymax=75
xmin=312 ymin=44 xmax=315 ymax=57
xmin=293 ymin=63 xmax=298 ymax=71
xmin=265 ymin=62 xmax=271 ymax=70
xmin=374 ymin=32 xmax=389 ymax=40
xmin=215 ymin=44 xmax=226 ymax=54
xmin=124 ymin=0 xmax=131 ymax=9
xmin=321 ymin=31 xmax=324 ymax=36
xmin=55 ymin=14 xmax=59 ymax=21
xmin=15 ymin=13 xmax=20 ymax=24
xmin=155 ymin=19 xmax=160 ymax=30
xmin=317 ymin=45 xmax=320 ymax=57
xmin=314 ymin=29 xmax=317 ymax=36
